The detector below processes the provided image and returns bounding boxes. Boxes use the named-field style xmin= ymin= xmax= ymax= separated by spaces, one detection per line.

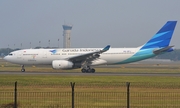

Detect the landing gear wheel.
xmin=81 ymin=66 xmax=96 ymax=73
xmin=81 ymin=68 xmax=86 ymax=73
xmin=21 ymin=69 xmax=25 ymax=72
xmin=91 ymin=68 xmax=95 ymax=73
xmin=87 ymin=69 xmax=92 ymax=73
xmin=21 ymin=65 xmax=25 ymax=72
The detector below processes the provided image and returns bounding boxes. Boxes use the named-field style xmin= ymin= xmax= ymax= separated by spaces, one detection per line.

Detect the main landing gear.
xmin=81 ymin=67 xmax=95 ymax=73
xmin=21 ymin=65 xmax=25 ymax=72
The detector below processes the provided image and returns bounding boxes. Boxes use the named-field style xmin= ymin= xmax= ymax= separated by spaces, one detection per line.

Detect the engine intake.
xmin=52 ymin=60 xmax=73 ymax=69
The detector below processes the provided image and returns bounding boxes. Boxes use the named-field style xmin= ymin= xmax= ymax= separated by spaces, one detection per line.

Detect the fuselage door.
xmin=17 ymin=51 xmax=22 ymax=59
xmin=43 ymin=51 xmax=47 ymax=58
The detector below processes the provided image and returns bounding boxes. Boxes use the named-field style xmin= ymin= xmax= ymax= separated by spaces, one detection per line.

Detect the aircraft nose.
xmin=3 ymin=56 xmax=8 ymax=61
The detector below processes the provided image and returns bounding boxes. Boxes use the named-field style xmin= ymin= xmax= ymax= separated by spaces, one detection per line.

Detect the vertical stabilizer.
xmin=141 ymin=21 xmax=177 ymax=50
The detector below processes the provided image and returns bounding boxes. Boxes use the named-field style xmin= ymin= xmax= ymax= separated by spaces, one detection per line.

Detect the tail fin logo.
xmin=141 ymin=21 xmax=177 ymax=50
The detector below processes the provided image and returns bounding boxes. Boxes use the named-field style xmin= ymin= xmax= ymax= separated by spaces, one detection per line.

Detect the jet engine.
xmin=52 ymin=60 xmax=73 ymax=69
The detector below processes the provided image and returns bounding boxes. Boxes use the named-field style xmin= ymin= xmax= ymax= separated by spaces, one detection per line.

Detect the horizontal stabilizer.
xmin=153 ymin=46 xmax=174 ymax=54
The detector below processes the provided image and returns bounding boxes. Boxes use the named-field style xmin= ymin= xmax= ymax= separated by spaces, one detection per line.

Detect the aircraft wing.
xmin=66 ymin=45 xmax=110 ymax=63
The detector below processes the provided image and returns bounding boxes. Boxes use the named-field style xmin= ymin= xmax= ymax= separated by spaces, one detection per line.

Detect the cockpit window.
xmin=8 ymin=53 xmax=13 ymax=56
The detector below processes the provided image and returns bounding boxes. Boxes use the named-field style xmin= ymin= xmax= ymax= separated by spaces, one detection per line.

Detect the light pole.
xmin=39 ymin=41 xmax=41 ymax=48
xmin=8 ymin=44 xmax=9 ymax=54
xmin=21 ymin=43 xmax=22 ymax=49
xmin=58 ymin=39 xmax=59 ymax=48
xmin=49 ymin=40 xmax=50 ymax=48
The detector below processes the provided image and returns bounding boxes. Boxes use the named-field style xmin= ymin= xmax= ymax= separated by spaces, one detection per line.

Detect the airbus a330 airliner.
xmin=4 ymin=21 xmax=177 ymax=73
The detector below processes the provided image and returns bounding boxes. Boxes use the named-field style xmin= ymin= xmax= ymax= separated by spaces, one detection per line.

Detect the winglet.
xmin=102 ymin=45 xmax=110 ymax=51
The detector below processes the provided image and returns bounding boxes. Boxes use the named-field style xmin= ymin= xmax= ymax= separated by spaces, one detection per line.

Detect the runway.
xmin=0 ymin=71 xmax=180 ymax=77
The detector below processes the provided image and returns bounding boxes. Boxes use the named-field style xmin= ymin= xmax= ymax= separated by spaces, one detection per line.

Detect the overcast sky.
xmin=0 ymin=0 xmax=180 ymax=49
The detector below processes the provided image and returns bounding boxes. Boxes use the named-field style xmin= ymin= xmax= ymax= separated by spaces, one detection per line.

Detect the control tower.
xmin=62 ymin=25 xmax=73 ymax=48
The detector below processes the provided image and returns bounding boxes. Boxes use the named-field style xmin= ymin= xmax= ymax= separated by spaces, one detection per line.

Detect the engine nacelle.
xmin=52 ymin=60 xmax=73 ymax=69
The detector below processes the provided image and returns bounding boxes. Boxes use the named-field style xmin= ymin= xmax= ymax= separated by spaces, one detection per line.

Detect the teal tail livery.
xmin=4 ymin=21 xmax=177 ymax=73
xmin=141 ymin=21 xmax=177 ymax=49
xmin=118 ymin=21 xmax=177 ymax=64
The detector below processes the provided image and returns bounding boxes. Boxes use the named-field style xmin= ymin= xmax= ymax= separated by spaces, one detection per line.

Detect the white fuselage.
xmin=4 ymin=47 xmax=140 ymax=65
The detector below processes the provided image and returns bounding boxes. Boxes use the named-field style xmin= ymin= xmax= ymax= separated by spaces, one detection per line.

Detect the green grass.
xmin=0 ymin=75 xmax=180 ymax=92
xmin=1 ymin=59 xmax=180 ymax=73
xmin=1 ymin=66 xmax=180 ymax=73
xmin=0 ymin=75 xmax=180 ymax=83
xmin=0 ymin=66 xmax=180 ymax=107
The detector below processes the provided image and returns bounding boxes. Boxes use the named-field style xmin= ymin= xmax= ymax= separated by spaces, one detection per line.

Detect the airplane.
xmin=4 ymin=21 xmax=177 ymax=73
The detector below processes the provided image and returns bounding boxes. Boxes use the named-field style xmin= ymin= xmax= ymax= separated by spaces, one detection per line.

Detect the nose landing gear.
xmin=21 ymin=65 xmax=25 ymax=72
xmin=81 ymin=67 xmax=95 ymax=73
